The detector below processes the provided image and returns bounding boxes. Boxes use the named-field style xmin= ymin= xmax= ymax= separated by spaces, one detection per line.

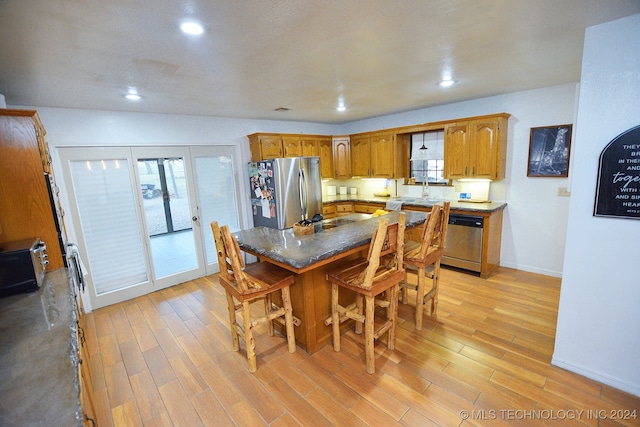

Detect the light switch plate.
xmin=558 ymin=187 xmax=571 ymax=197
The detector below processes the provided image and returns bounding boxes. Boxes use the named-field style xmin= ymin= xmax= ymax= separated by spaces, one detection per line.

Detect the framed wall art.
xmin=527 ymin=124 xmax=572 ymax=177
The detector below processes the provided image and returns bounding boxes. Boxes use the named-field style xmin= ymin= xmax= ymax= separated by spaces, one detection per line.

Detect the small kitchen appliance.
xmin=0 ymin=238 xmax=48 ymax=297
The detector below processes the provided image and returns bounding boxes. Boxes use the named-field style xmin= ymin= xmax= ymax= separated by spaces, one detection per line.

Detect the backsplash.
xmin=324 ymin=178 xmax=497 ymax=202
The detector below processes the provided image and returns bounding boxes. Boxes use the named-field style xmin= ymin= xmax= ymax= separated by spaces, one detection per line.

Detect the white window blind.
xmin=70 ymin=159 xmax=148 ymax=294
xmin=194 ymin=154 xmax=239 ymax=264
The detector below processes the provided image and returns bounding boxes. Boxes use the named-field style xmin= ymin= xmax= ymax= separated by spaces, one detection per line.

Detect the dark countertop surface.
xmin=234 ymin=210 xmax=428 ymax=271
xmin=0 ymin=269 xmax=81 ymax=427
xmin=323 ymin=194 xmax=507 ymax=213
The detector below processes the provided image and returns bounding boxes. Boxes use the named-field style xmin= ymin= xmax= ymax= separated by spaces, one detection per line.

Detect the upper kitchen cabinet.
xmin=282 ymin=136 xmax=303 ymax=157
xmin=0 ymin=109 xmax=65 ymax=269
xmin=370 ymin=132 xmax=400 ymax=178
xmin=316 ymin=137 xmax=334 ymax=179
xmin=249 ymin=133 xmax=334 ymax=178
xmin=301 ymin=135 xmax=333 ymax=179
xmin=332 ymin=137 xmax=351 ymax=179
xmin=444 ymin=113 xmax=510 ymax=180
xmin=249 ymin=133 xmax=283 ymax=160
xmin=350 ymin=132 xmax=405 ymax=178
xmin=350 ymin=134 xmax=370 ymax=177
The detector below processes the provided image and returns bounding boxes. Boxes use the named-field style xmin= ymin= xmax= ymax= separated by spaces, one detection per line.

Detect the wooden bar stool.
xmin=400 ymin=201 xmax=450 ymax=330
xmin=211 ymin=222 xmax=296 ymax=373
xmin=325 ymin=212 xmax=406 ymax=374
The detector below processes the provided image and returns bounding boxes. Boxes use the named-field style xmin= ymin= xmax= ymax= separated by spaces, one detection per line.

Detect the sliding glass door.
xmin=60 ymin=145 xmax=242 ymax=309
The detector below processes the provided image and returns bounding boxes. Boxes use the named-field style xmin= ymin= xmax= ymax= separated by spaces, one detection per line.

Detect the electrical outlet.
xmin=558 ymin=187 xmax=571 ymax=197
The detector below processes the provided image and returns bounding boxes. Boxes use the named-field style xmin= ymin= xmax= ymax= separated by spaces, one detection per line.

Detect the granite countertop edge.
xmin=235 ymin=211 xmax=428 ymax=270
xmin=323 ymin=194 xmax=507 ymax=213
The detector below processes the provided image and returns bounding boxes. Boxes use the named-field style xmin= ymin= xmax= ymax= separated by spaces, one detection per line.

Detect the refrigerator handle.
xmin=299 ymin=168 xmax=307 ymax=221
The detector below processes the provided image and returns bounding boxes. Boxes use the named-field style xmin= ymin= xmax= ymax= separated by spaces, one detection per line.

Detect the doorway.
xmin=137 ymin=156 xmax=198 ymax=278
xmin=59 ymin=145 xmax=243 ymax=309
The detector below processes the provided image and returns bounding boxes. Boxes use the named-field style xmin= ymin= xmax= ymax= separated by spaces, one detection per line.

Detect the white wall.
xmin=553 ymin=14 xmax=640 ymax=397
xmin=18 ymin=82 xmax=577 ymax=278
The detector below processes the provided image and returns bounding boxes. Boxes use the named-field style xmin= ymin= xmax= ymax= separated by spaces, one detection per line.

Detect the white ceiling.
xmin=1 ymin=0 xmax=639 ymax=124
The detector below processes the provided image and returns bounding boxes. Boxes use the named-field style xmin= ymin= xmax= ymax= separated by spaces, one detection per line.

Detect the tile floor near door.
xmin=85 ymin=267 xmax=640 ymax=426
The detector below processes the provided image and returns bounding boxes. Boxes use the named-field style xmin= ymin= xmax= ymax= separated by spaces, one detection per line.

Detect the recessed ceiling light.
xmin=125 ymin=88 xmax=141 ymax=101
xmin=180 ymin=21 xmax=204 ymax=35
xmin=438 ymin=79 xmax=456 ymax=87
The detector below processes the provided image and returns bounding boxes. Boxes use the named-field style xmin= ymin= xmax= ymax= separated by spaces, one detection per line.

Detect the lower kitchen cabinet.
xmin=353 ymin=202 xmax=385 ymax=214
xmin=322 ymin=204 xmax=337 ymax=219
xmin=335 ymin=202 xmax=354 ymax=216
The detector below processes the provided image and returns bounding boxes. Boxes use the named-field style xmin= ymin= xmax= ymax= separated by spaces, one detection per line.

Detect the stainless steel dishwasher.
xmin=442 ymin=214 xmax=483 ymax=273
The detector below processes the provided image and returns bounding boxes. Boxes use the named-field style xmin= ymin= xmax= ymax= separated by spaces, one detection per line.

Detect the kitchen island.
xmin=233 ymin=210 xmax=428 ymax=353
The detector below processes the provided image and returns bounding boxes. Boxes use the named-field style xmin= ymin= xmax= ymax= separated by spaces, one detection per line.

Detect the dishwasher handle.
xmin=448 ymin=214 xmax=483 ymax=228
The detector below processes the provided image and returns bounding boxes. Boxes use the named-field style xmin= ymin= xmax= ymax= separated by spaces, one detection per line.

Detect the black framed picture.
xmin=527 ymin=124 xmax=573 ymax=177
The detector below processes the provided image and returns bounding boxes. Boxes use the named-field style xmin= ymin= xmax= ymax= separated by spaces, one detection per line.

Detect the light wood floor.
xmin=84 ymin=267 xmax=640 ymax=426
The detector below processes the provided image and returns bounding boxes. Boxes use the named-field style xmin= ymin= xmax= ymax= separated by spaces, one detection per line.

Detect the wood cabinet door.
xmin=260 ymin=135 xmax=283 ymax=159
xmin=318 ymin=138 xmax=334 ymax=179
xmin=444 ymin=123 xmax=471 ymax=179
xmin=335 ymin=203 xmax=354 ymax=216
xmin=370 ymin=133 xmax=395 ymax=178
xmin=282 ymin=136 xmax=302 ymax=157
xmin=470 ymin=120 xmax=500 ymax=179
xmin=322 ymin=204 xmax=337 ymax=219
xmin=249 ymin=135 xmax=262 ymax=161
xmin=332 ymin=138 xmax=351 ymax=179
xmin=350 ymin=135 xmax=370 ymax=177
xmin=302 ymin=139 xmax=318 ymax=156
xmin=354 ymin=203 xmax=384 ymax=214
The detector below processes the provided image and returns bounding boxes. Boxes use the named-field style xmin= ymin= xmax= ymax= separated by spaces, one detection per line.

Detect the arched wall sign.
xmin=594 ymin=124 xmax=640 ymax=219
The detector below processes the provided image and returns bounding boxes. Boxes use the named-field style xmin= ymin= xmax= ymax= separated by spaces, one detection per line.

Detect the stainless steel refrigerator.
xmin=249 ymin=157 xmax=323 ymax=229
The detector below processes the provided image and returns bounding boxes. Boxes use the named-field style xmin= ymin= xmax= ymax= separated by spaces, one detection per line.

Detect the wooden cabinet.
xmin=318 ymin=138 xmax=334 ymax=179
xmin=335 ymin=203 xmax=354 ymax=216
xmin=0 ymin=110 xmax=65 ymax=269
xmin=249 ymin=134 xmax=284 ymax=160
xmin=75 ymin=293 xmax=97 ymax=426
xmin=370 ymin=133 xmax=398 ymax=178
xmin=249 ymin=133 xmax=335 ymax=178
xmin=332 ymin=137 xmax=351 ymax=179
xmin=300 ymin=136 xmax=333 ymax=179
xmin=444 ymin=114 xmax=509 ymax=180
xmin=282 ymin=136 xmax=303 ymax=157
xmin=350 ymin=135 xmax=370 ymax=177
xmin=322 ymin=204 xmax=337 ymax=219
xmin=354 ymin=202 xmax=385 ymax=214
xmin=349 ymin=132 xmax=404 ymax=178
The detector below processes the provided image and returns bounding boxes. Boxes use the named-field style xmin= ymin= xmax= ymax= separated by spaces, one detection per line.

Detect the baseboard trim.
xmin=499 ymin=261 xmax=563 ymax=278
xmin=551 ymin=356 xmax=640 ymax=398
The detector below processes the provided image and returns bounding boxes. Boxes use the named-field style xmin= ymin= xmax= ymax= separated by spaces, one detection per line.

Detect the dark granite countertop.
xmin=0 ymin=269 xmax=81 ymax=427
xmin=323 ymin=194 xmax=507 ymax=213
xmin=234 ymin=210 xmax=428 ymax=271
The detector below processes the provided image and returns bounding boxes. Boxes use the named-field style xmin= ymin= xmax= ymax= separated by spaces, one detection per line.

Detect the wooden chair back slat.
xmin=360 ymin=212 xmax=406 ymax=289
xmin=211 ymin=221 xmax=233 ymax=282
xmin=430 ymin=202 xmax=450 ymax=250
xmin=417 ymin=205 xmax=441 ymax=260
